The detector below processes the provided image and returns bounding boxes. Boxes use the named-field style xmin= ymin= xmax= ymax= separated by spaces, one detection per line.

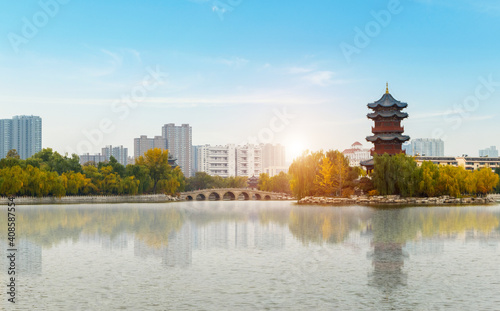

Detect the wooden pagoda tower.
xmin=361 ymin=84 xmax=410 ymax=171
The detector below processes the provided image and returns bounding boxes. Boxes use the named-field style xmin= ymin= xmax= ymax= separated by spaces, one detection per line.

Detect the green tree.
xmin=135 ymin=148 xmax=175 ymax=194
xmin=126 ymin=164 xmax=152 ymax=193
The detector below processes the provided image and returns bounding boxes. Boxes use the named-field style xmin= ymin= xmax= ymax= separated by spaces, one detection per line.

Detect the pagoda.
xmin=361 ymin=84 xmax=410 ymax=171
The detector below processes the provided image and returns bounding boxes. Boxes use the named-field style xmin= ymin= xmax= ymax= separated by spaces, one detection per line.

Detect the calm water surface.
xmin=1 ymin=201 xmax=499 ymax=310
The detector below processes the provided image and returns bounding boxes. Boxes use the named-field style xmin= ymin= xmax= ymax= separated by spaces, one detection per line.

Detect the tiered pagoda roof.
xmin=367 ymin=93 xmax=408 ymax=109
xmin=365 ymin=84 xmax=410 ymax=145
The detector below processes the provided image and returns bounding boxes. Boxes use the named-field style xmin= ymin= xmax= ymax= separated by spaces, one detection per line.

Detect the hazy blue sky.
xmin=1 ymin=0 xmax=500 ymax=161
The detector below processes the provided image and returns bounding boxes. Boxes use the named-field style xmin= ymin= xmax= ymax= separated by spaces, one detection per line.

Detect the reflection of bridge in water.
xmin=180 ymin=188 xmax=292 ymax=201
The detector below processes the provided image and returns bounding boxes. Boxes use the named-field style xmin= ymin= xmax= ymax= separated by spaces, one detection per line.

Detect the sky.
xmin=1 ymin=0 xmax=500 ymax=161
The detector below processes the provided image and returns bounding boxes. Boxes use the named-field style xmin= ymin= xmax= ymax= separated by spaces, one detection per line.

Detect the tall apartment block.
xmin=133 ymin=135 xmax=167 ymax=159
xmin=162 ymin=123 xmax=192 ymax=177
xmin=479 ymin=146 xmax=498 ymax=158
xmin=79 ymin=145 xmax=128 ymax=166
xmin=236 ymin=144 xmax=261 ymax=177
xmin=0 ymin=115 xmax=42 ymax=159
xmin=261 ymin=143 xmax=286 ymax=168
xmin=102 ymin=145 xmax=129 ymax=166
xmin=196 ymin=144 xmax=237 ymax=177
xmin=194 ymin=144 xmax=263 ymax=178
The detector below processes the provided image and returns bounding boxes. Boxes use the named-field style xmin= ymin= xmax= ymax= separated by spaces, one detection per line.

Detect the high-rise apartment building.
xmin=236 ymin=144 xmax=261 ymax=177
xmin=479 ymin=146 xmax=498 ymax=158
xmin=79 ymin=145 xmax=128 ymax=166
xmin=195 ymin=144 xmax=263 ymax=178
xmin=133 ymin=135 xmax=167 ymax=159
xmin=80 ymin=153 xmax=107 ymax=165
xmin=261 ymin=143 xmax=286 ymax=169
xmin=196 ymin=144 xmax=237 ymax=177
xmin=162 ymin=123 xmax=192 ymax=177
xmin=0 ymin=115 xmax=42 ymax=159
xmin=403 ymin=138 xmax=444 ymax=157
xmin=101 ymin=145 xmax=128 ymax=166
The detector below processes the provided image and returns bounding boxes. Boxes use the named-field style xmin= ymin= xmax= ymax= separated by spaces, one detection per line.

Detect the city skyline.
xmin=1 ymin=1 xmax=500 ymax=161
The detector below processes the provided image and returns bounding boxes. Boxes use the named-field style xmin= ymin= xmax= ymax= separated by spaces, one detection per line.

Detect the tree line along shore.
xmin=0 ymin=148 xmax=499 ymax=202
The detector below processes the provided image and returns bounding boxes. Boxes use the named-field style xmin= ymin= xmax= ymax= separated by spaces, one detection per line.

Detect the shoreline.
xmin=298 ymin=195 xmax=498 ymax=205
xmin=2 ymin=194 xmax=181 ymax=205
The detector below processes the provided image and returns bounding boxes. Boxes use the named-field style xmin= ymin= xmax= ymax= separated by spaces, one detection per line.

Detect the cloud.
xmin=303 ymin=71 xmax=334 ymax=86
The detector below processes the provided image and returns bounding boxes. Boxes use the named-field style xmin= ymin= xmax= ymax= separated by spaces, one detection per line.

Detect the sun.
xmin=288 ymin=141 xmax=306 ymax=161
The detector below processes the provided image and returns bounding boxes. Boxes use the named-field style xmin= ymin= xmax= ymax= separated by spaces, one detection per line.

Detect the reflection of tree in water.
xmin=288 ymin=206 xmax=371 ymax=245
xmin=2 ymin=207 xmax=185 ymax=249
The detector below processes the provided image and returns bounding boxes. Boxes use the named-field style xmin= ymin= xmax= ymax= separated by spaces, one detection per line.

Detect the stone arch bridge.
xmin=180 ymin=188 xmax=292 ymax=201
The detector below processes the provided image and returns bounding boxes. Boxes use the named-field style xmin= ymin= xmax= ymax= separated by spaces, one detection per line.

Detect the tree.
xmin=474 ymin=167 xmax=499 ymax=195
xmin=289 ymin=150 xmax=323 ymax=200
xmin=258 ymin=173 xmax=271 ymax=191
xmin=0 ymin=166 xmax=25 ymax=196
xmin=494 ymin=168 xmax=500 ymax=194
xmin=126 ymin=164 xmax=152 ymax=193
xmin=315 ymin=156 xmax=335 ymax=196
xmin=135 ymin=148 xmax=175 ymax=194
xmin=6 ymin=149 xmax=20 ymax=159
xmin=419 ymin=161 xmax=439 ymax=197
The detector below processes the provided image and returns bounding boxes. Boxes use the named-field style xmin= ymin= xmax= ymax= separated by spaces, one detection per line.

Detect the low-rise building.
xmin=415 ymin=156 xmax=500 ymax=171
xmin=342 ymin=142 xmax=371 ymax=167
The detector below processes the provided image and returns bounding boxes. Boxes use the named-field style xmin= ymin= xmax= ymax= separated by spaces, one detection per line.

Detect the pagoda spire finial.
xmin=385 ymin=82 xmax=389 ymax=94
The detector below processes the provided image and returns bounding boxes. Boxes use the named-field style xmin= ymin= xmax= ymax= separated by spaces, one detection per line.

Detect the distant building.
xmin=236 ymin=144 xmax=261 ymax=177
xmin=197 ymin=144 xmax=237 ymax=178
xmin=263 ymin=166 xmax=288 ymax=177
xmin=0 ymin=115 xmax=42 ymax=159
xmin=261 ymin=143 xmax=286 ymax=171
xmin=80 ymin=145 xmax=128 ymax=166
xmin=415 ymin=156 xmax=500 ymax=171
xmin=195 ymin=144 xmax=263 ymax=178
xmin=162 ymin=123 xmax=192 ymax=177
xmin=133 ymin=135 xmax=167 ymax=159
xmin=479 ymin=146 xmax=498 ymax=158
xmin=80 ymin=153 xmax=107 ymax=165
xmin=343 ymin=142 xmax=371 ymax=167
xmin=404 ymin=138 xmax=444 ymax=157
xmin=101 ymin=145 xmax=128 ymax=166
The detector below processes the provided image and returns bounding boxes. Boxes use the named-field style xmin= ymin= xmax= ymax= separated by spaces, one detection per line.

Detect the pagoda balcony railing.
xmin=371 ymin=126 xmax=404 ymax=133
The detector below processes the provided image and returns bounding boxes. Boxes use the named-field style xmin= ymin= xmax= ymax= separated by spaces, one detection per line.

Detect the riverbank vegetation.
xmin=0 ymin=148 xmax=184 ymax=197
xmin=288 ymin=150 xmax=365 ymax=200
xmin=372 ymin=153 xmax=499 ymax=197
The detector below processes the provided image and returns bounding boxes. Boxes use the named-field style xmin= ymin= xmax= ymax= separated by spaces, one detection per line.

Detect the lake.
xmin=1 ymin=201 xmax=499 ymax=310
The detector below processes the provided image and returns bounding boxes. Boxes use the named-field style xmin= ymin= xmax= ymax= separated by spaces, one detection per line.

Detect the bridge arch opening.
xmin=186 ymin=195 xmax=194 ymax=201
xmin=196 ymin=194 xmax=206 ymax=201
xmin=264 ymin=195 xmax=271 ymax=200
xmin=253 ymin=193 xmax=262 ymax=200
xmin=223 ymin=192 xmax=236 ymax=200
xmin=238 ymin=192 xmax=250 ymax=200
xmin=209 ymin=192 xmax=221 ymax=201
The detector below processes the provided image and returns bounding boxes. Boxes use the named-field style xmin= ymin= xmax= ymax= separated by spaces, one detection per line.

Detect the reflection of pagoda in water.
xmin=367 ymin=210 xmax=409 ymax=290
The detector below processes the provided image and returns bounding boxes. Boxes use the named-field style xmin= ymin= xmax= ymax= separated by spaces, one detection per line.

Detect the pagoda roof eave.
xmin=366 ymin=134 xmax=410 ymax=142
xmin=368 ymin=93 xmax=408 ymax=109
xmin=367 ymin=111 xmax=408 ymax=119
